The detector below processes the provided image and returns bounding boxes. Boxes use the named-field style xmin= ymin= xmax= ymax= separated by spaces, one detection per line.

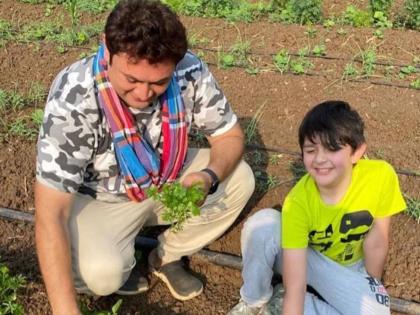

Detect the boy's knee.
xmin=80 ymin=255 xmax=129 ymax=296
xmin=242 ymin=208 xmax=281 ymax=242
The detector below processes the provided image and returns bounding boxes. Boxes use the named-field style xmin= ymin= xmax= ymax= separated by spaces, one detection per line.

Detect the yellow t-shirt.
xmin=282 ymin=159 xmax=406 ymax=265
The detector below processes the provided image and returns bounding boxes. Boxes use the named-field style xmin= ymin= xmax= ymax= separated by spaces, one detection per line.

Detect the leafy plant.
xmin=410 ymin=79 xmax=420 ymax=90
xmin=323 ymin=19 xmax=335 ymax=28
xmin=360 ymin=48 xmax=377 ymax=76
xmin=312 ymin=44 xmax=326 ymax=56
xmin=369 ymin=0 xmax=393 ymax=17
xmin=373 ymin=11 xmax=392 ymax=28
xmin=290 ymin=57 xmax=313 ymax=75
xmin=343 ymin=63 xmax=358 ymax=78
xmin=289 ymin=0 xmax=322 ymax=24
xmin=405 ymin=0 xmax=420 ymax=30
xmin=342 ymin=5 xmax=372 ymax=27
xmin=148 ymin=182 xmax=204 ymax=232
xmin=273 ymin=49 xmax=290 ymax=74
xmin=219 ymin=53 xmax=235 ymax=69
xmin=81 ymin=299 xmax=122 ymax=315
xmin=304 ymin=26 xmax=317 ymax=38
xmin=0 ymin=261 xmax=25 ymax=315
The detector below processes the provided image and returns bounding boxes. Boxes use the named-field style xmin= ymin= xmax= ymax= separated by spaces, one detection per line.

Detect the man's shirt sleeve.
xmin=191 ymin=59 xmax=237 ymax=136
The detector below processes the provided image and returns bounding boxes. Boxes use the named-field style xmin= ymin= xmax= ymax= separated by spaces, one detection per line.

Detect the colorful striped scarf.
xmin=93 ymin=43 xmax=188 ymax=202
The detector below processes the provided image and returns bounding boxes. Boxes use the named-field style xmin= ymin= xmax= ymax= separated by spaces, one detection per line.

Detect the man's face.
xmin=302 ymin=135 xmax=361 ymax=193
xmin=107 ymin=52 xmax=175 ymax=109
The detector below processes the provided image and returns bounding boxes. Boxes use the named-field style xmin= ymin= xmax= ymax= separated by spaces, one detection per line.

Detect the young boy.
xmin=228 ymin=100 xmax=406 ymax=315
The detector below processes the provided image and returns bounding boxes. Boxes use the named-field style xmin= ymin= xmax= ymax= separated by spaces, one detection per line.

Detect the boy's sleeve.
xmin=282 ymin=195 xmax=310 ymax=249
xmin=376 ymin=162 xmax=406 ymax=218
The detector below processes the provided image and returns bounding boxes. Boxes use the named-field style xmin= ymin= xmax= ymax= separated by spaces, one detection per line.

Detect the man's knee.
xmin=231 ymin=160 xmax=255 ymax=200
xmin=79 ymin=255 xmax=131 ymax=296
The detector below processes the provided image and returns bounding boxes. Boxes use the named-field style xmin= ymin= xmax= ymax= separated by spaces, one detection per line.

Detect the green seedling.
xmin=312 ymin=44 xmax=326 ymax=56
xmin=245 ymin=102 xmax=266 ymax=144
xmin=290 ymin=57 xmax=313 ymax=75
xmin=81 ymin=299 xmax=122 ymax=315
xmin=399 ymin=65 xmax=418 ymax=78
xmin=304 ymin=27 xmax=317 ymax=38
xmin=336 ymin=28 xmax=347 ymax=36
xmin=410 ymin=79 xmax=420 ymax=90
xmin=0 ymin=261 xmax=25 ymax=315
xmin=269 ymin=154 xmax=282 ymax=165
xmin=323 ymin=19 xmax=335 ymax=28
xmin=219 ymin=53 xmax=235 ymax=69
xmin=360 ymin=48 xmax=376 ymax=76
xmin=273 ymin=49 xmax=290 ymax=74
xmin=148 ymin=182 xmax=204 ymax=232
xmin=373 ymin=29 xmax=384 ymax=39
xmin=343 ymin=63 xmax=358 ymax=78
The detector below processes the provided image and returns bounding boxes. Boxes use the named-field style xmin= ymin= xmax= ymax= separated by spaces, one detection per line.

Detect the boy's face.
xmin=302 ymin=135 xmax=366 ymax=194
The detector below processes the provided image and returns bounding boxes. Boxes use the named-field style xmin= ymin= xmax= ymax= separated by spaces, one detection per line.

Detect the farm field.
xmin=0 ymin=0 xmax=419 ymax=314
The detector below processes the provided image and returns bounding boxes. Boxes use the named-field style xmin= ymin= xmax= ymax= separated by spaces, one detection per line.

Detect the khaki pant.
xmin=69 ymin=148 xmax=254 ymax=295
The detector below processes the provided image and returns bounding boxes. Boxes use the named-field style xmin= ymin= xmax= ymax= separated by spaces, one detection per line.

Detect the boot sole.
xmin=152 ymin=269 xmax=203 ymax=301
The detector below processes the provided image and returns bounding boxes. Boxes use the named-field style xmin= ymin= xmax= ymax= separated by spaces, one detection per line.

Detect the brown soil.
xmin=0 ymin=1 xmax=419 ymax=314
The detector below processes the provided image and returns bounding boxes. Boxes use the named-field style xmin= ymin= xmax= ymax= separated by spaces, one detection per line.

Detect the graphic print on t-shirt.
xmin=309 ymin=210 xmax=374 ymax=262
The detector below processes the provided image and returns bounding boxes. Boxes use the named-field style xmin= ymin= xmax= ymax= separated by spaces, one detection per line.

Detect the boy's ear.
xmin=351 ymin=143 xmax=367 ymax=164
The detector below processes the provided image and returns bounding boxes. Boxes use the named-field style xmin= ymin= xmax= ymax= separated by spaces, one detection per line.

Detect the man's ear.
xmin=351 ymin=142 xmax=367 ymax=164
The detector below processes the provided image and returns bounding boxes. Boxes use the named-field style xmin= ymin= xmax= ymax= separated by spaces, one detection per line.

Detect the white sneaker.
xmin=227 ymin=300 xmax=267 ymax=315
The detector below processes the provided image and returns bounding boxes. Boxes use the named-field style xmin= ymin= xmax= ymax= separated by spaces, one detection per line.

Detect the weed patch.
xmin=0 ymin=261 xmax=25 ymax=315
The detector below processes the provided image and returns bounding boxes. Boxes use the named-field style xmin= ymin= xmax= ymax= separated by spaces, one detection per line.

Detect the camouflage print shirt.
xmin=36 ymin=51 xmax=237 ymax=202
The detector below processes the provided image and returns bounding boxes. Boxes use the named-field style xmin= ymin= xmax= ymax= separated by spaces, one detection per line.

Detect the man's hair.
xmin=298 ymin=100 xmax=365 ymax=152
xmin=105 ymin=0 xmax=188 ymax=64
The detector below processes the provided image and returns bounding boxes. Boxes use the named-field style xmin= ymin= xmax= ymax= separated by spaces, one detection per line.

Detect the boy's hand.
xmin=363 ymin=216 xmax=391 ymax=280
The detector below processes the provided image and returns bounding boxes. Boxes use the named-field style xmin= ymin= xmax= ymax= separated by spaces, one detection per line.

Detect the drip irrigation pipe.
xmin=1 ymin=207 xmax=420 ymax=314
xmin=245 ymin=144 xmax=420 ymax=178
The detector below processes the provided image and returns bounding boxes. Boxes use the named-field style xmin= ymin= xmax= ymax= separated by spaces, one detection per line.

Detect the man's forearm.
xmin=206 ymin=124 xmax=244 ymax=181
xmin=36 ymin=218 xmax=80 ymax=315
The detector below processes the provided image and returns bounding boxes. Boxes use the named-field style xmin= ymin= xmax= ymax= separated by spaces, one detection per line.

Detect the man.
xmin=35 ymin=0 xmax=254 ymax=314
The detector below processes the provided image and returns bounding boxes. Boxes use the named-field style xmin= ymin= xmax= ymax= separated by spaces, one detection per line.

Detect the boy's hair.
xmin=105 ymin=0 xmax=188 ymax=64
xmin=298 ymin=100 xmax=365 ymax=152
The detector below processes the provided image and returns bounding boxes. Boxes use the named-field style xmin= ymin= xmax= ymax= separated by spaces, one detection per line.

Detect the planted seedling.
xmin=148 ymin=182 xmax=205 ymax=232
xmin=273 ymin=49 xmax=290 ymax=74
xmin=81 ymin=299 xmax=123 ymax=315
xmin=410 ymin=79 xmax=420 ymax=90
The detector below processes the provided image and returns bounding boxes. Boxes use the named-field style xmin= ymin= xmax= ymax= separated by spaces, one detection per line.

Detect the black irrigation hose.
xmin=245 ymin=143 xmax=420 ymax=178
xmin=0 ymin=207 xmax=420 ymax=314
